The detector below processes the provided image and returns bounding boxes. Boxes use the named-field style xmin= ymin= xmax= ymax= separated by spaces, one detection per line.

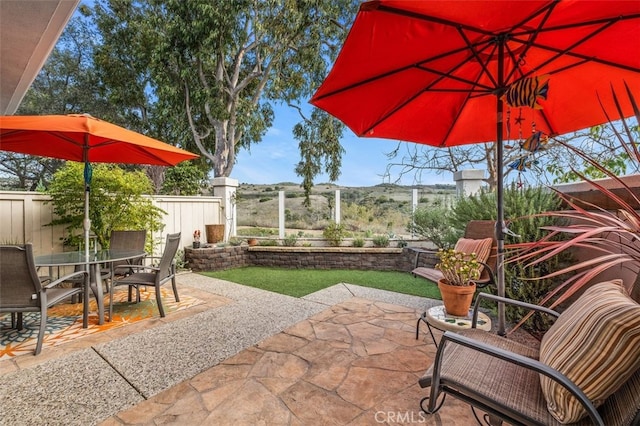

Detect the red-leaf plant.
xmin=508 ymin=82 xmax=640 ymax=328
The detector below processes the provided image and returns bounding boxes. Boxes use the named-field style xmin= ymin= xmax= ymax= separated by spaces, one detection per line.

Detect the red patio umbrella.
xmin=311 ymin=0 xmax=640 ymax=334
xmin=0 ymin=114 xmax=199 ymax=260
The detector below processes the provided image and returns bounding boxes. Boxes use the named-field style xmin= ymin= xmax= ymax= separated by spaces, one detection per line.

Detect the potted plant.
xmin=436 ymin=249 xmax=482 ymax=316
xmin=193 ymin=229 xmax=201 ymax=248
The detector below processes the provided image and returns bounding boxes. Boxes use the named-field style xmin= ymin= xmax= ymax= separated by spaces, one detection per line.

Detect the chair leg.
xmin=156 ymin=284 xmax=165 ymax=317
xmin=108 ymin=283 xmax=115 ymax=322
xmin=17 ymin=312 xmax=23 ymax=330
xmin=171 ymin=276 xmax=180 ymax=302
xmin=35 ymin=306 xmax=47 ymax=355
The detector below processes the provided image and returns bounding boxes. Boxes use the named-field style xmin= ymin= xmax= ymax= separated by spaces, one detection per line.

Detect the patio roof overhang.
xmin=0 ymin=0 xmax=79 ymax=115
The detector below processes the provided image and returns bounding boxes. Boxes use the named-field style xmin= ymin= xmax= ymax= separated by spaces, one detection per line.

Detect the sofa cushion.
xmin=454 ymin=237 xmax=493 ymax=273
xmin=539 ymin=280 xmax=640 ymax=423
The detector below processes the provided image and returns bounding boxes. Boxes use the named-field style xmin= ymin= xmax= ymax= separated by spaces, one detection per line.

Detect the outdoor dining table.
xmin=35 ymin=249 xmax=146 ymax=327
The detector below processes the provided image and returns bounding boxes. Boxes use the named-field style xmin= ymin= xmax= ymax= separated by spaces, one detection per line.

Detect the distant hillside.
xmin=236 ymin=182 xmax=456 ymax=237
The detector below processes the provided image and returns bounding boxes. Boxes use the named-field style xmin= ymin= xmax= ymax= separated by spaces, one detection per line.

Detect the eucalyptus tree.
xmin=92 ymin=0 xmax=356 ymax=191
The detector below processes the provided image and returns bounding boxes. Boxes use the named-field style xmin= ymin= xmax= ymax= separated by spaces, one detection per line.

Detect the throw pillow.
xmin=539 ymin=280 xmax=640 ymax=423
xmin=454 ymin=237 xmax=493 ymax=274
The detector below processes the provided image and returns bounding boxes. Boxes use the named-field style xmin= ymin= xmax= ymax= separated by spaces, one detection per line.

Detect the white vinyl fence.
xmin=0 ymin=191 xmax=223 ymax=257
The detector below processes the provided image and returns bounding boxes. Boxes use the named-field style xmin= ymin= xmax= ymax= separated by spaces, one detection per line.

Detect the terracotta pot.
xmin=437 ymin=279 xmax=476 ymax=317
xmin=247 ymin=238 xmax=258 ymax=246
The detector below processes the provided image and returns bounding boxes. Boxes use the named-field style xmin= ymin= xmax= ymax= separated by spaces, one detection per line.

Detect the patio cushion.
xmin=539 ymin=279 xmax=640 ymax=424
xmin=454 ymin=237 xmax=493 ymax=273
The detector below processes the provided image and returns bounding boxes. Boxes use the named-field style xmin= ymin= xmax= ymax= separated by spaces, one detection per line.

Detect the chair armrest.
xmin=472 ymin=260 xmax=496 ymax=289
xmin=471 ymin=292 xmax=559 ymax=327
xmin=119 ymin=264 xmax=160 ymax=273
xmin=43 ymin=270 xmax=87 ymax=289
xmin=409 ymin=247 xmax=437 ymax=269
xmin=432 ymin=331 xmax=605 ymax=426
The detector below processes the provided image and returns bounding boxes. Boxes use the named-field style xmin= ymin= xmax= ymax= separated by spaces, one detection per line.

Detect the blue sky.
xmin=232 ymin=104 xmax=454 ymax=187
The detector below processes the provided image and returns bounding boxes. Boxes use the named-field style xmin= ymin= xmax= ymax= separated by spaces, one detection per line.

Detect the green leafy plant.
xmin=372 ymin=235 xmax=390 ymax=247
xmin=323 ymin=221 xmax=345 ymax=247
xmin=47 ymin=163 xmax=165 ymax=251
xmin=408 ymin=205 xmax=460 ymax=249
xmin=436 ymin=249 xmax=481 ymax=286
xmin=282 ymin=234 xmax=298 ymax=247
xmin=258 ymin=239 xmax=279 ymax=246
xmin=352 ymin=237 xmax=365 ymax=247
xmin=228 ymin=237 xmax=243 ymax=246
xmin=160 ymin=162 xmax=207 ymax=195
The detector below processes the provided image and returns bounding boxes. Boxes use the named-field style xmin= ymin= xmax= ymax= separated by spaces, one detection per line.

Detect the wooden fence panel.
xmin=0 ymin=191 xmax=222 ymax=257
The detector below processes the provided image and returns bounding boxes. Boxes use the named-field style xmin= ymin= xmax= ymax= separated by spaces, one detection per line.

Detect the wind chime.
xmin=502 ymin=74 xmax=550 ymax=188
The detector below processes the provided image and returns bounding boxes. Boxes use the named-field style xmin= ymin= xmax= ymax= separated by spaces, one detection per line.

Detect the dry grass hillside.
xmin=235 ymin=182 xmax=455 ymax=238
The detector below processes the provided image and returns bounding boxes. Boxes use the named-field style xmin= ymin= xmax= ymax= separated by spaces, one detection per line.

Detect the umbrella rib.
xmin=414 ymin=64 xmax=495 ymax=93
xmin=512 ymin=16 xmax=640 ymax=75
xmin=441 ymin=70 xmax=489 ymax=146
xmin=46 ymin=132 xmax=179 ymax=166
xmin=361 ymin=53 xmax=494 ymax=137
xmin=526 ymin=41 xmax=640 ymax=75
xmin=312 ymin=43 xmax=494 ymax=102
xmin=503 ymin=2 xmax=557 ymax=85
xmin=514 ymin=12 xmax=640 ymax=36
xmin=412 ymin=35 xmax=499 ymax=92
xmin=457 ymin=28 xmax=498 ymax=89
xmin=370 ymin=2 xmax=507 ymax=38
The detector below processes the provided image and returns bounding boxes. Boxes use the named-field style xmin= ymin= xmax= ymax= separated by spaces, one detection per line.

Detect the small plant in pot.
xmin=193 ymin=229 xmax=201 ymax=249
xmin=436 ymin=249 xmax=482 ymax=316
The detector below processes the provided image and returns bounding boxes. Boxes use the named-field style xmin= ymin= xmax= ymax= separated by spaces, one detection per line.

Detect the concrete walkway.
xmin=0 ymin=273 xmax=474 ymax=425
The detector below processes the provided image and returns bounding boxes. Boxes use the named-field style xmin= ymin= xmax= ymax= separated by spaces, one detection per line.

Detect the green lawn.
xmin=202 ymin=267 xmax=441 ymax=299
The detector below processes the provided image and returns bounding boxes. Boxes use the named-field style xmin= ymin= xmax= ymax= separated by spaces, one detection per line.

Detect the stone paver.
xmin=1 ymin=276 xmax=489 ymax=425
xmin=102 ymin=297 xmax=481 ymax=425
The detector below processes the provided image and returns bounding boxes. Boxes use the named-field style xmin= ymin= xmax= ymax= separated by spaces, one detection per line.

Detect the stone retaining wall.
xmin=185 ymin=245 xmax=419 ymax=272
xmin=186 ymin=246 xmax=249 ymax=272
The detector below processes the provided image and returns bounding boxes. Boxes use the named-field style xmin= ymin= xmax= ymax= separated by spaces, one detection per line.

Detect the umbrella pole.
xmin=496 ymin=115 xmax=506 ymax=336
xmin=82 ymin=142 xmax=91 ymax=327
xmin=496 ymin=39 xmax=506 ymax=336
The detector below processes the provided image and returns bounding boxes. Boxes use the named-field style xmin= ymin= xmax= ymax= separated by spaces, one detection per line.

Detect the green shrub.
xmin=372 ymin=235 xmax=390 ymax=247
xmin=352 ymin=237 xmax=365 ymax=247
xmin=408 ymin=205 xmax=460 ymax=249
xmin=323 ymin=221 xmax=346 ymax=246
xmin=228 ymin=237 xmax=243 ymax=246
xmin=452 ymin=184 xmax=571 ymax=335
xmin=282 ymin=234 xmax=298 ymax=247
xmin=258 ymin=239 xmax=278 ymax=246
xmin=47 ymin=163 xmax=164 ymax=251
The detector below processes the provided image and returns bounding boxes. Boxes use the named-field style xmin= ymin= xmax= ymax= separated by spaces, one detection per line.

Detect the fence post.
xmin=212 ymin=177 xmax=239 ymax=241
xmin=335 ymin=189 xmax=341 ymax=224
xmin=454 ymin=169 xmax=486 ymax=196
xmin=279 ymin=190 xmax=285 ymax=239
xmin=412 ymin=188 xmax=418 ymax=239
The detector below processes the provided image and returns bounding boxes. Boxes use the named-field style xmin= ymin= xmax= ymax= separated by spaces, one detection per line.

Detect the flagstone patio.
xmin=1 ymin=274 xmax=485 ymax=425
xmin=99 ymin=297 xmax=477 ymax=425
